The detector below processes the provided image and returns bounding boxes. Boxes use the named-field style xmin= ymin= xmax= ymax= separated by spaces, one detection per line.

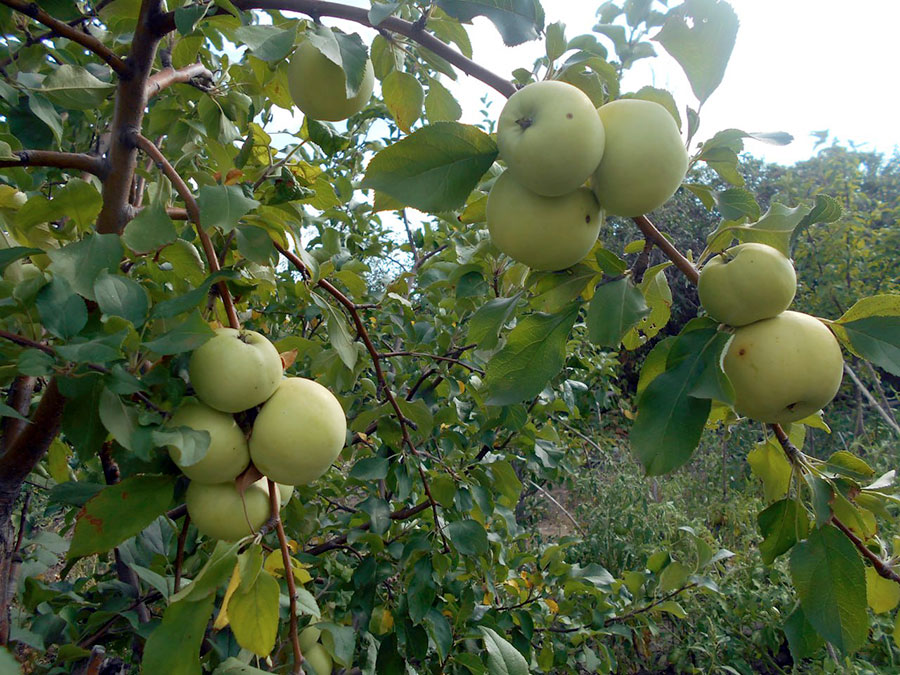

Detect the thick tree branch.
xmin=0 ymin=376 xmax=35 ymax=454
xmin=146 ymin=62 xmax=214 ymax=98
xmin=154 ymin=0 xmax=516 ymax=98
xmin=0 ymin=378 xmax=64 ymax=487
xmin=831 ymin=517 xmax=900 ymax=584
xmin=129 ymin=132 xmax=240 ymax=330
xmin=0 ymin=150 xmax=108 ymax=178
xmin=631 ymin=214 xmax=699 ymax=284
xmin=0 ymin=0 xmax=128 ymax=76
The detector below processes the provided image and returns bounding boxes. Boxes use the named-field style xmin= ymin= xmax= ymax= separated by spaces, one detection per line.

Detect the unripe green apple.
xmin=298 ymin=625 xmax=321 ymax=653
xmin=486 ymin=170 xmax=601 ymax=271
xmin=277 ymin=483 xmax=294 ymax=507
xmin=185 ymin=479 xmax=277 ymax=541
xmin=304 ymin=643 xmax=333 ymax=675
xmin=698 ymin=243 xmax=797 ymax=326
xmin=166 ymin=400 xmax=249 ymax=483
xmin=249 ymin=377 xmax=347 ymax=486
xmin=723 ymin=310 xmax=844 ymax=424
xmin=497 ymin=80 xmax=606 ymax=197
xmin=288 ymin=40 xmax=375 ymax=122
xmin=188 ymin=328 xmax=283 ymax=413
xmin=591 ymin=99 xmax=688 ymax=216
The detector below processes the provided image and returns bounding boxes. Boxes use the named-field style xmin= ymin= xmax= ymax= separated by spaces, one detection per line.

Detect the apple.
xmin=166 ymin=400 xmax=249 ymax=483
xmin=188 ymin=327 xmax=283 ymax=413
xmin=698 ymin=243 xmax=797 ymax=326
xmin=723 ymin=310 xmax=844 ymax=424
xmin=486 ymin=170 xmax=601 ymax=271
xmin=497 ymin=80 xmax=605 ymax=197
xmin=277 ymin=482 xmax=294 ymax=507
xmin=185 ymin=478 xmax=277 ymax=541
xmin=288 ymin=39 xmax=375 ymax=122
xmin=590 ymin=99 xmax=688 ymax=217
xmin=299 ymin=626 xmax=321 ymax=653
xmin=303 ymin=643 xmax=333 ymax=675
xmin=249 ymin=377 xmax=347 ymax=486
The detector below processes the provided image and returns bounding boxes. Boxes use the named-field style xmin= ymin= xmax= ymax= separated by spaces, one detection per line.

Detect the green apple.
xmin=497 ymin=80 xmax=606 ymax=197
xmin=304 ymin=643 xmax=333 ymax=675
xmin=249 ymin=377 xmax=347 ymax=486
xmin=188 ymin=328 xmax=283 ymax=413
xmin=277 ymin=482 xmax=294 ymax=507
xmin=166 ymin=400 xmax=249 ymax=483
xmin=723 ymin=310 xmax=844 ymax=424
xmin=298 ymin=625 xmax=321 ymax=653
xmin=288 ymin=39 xmax=375 ymax=122
xmin=486 ymin=170 xmax=601 ymax=271
xmin=591 ymin=99 xmax=688 ymax=217
xmin=698 ymin=243 xmax=797 ymax=326
xmin=185 ymin=478 xmax=277 ymax=541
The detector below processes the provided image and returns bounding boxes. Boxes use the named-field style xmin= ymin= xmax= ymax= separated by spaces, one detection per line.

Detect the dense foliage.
xmin=0 ymin=1 xmax=897 ymax=674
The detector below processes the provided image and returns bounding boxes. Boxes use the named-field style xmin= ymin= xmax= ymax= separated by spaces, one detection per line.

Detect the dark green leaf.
xmin=446 ymin=519 xmax=488 ymax=556
xmin=713 ymin=188 xmax=760 ymax=221
xmin=150 ymin=270 xmax=238 ymax=319
xmin=233 ymin=25 xmax=296 ymax=63
xmin=55 ymin=331 xmax=127 ymax=364
xmin=196 ymin=185 xmax=260 ymax=234
xmin=783 ymin=604 xmax=825 ymax=661
xmin=466 ymin=292 xmax=522 ymax=351
xmin=758 ymin=499 xmax=809 ymax=565
xmin=0 ymin=401 xmax=28 ymax=422
xmin=40 ymin=65 xmax=114 ymax=110
xmin=36 ymin=277 xmax=87 ymax=339
xmin=47 ymin=232 xmax=123 ymax=301
xmin=349 ymin=457 xmax=390 ymax=481
xmin=0 ymin=246 xmax=42 ymax=273
xmin=438 ymin=0 xmax=544 ymax=46
xmin=479 ymin=626 xmax=529 ymax=675
xmin=93 ymin=271 xmax=150 ymax=327
xmin=586 ymin=277 xmax=650 ymax=347
xmin=305 ymin=25 xmax=370 ymax=97
xmin=840 ymin=316 xmax=899 ymax=376
xmin=122 ymin=203 xmax=178 ymax=253
xmin=143 ymin=594 xmax=215 ymax=675
xmin=142 ymin=310 xmax=216 ymax=355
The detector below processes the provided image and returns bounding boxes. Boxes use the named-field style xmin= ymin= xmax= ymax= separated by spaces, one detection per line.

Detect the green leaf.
xmin=40 ymin=64 xmax=114 ymax=110
xmin=349 ymin=457 xmax=390 ymax=480
xmin=0 ymin=401 xmax=28 ymax=422
xmin=228 ymin=569 xmax=280 ymax=656
xmin=438 ymin=0 xmax=545 ymax=46
xmin=122 ymin=203 xmax=178 ymax=253
xmin=150 ymin=270 xmax=238 ymax=319
xmin=358 ymin=496 xmax=391 ymax=535
xmin=466 ymin=292 xmax=522 ymax=351
xmin=659 ymin=560 xmax=691 ymax=592
xmin=28 ymin=94 xmax=63 ymax=145
xmin=98 ymin=387 xmax=139 ymax=450
xmin=835 ymin=294 xmax=900 ymax=324
xmin=47 ymin=232 xmax=123 ymax=301
xmin=213 ymin=658 xmax=271 ymax=675
xmin=483 ymin=304 xmax=579 ymax=406
xmin=479 ymin=626 xmax=529 ymax=675
xmin=654 ymin=600 xmax=687 ymax=618
xmin=233 ymin=25 xmax=296 ymax=63
xmin=713 ymin=188 xmax=760 ymax=222
xmin=311 ymin=292 xmax=358 ymax=370
xmin=757 ymin=499 xmax=809 ymax=565
xmin=747 ymin=436 xmax=793 ymax=503
xmin=143 ymin=310 xmax=216 ymax=355
xmin=446 ymin=519 xmax=489 ymax=556
xmin=790 ymin=525 xmax=867 ymax=654
xmin=196 ymin=185 xmax=260 ymax=234
xmin=305 ymin=25 xmax=370 ymax=97
xmin=707 ymin=202 xmax=811 ymax=256
xmin=824 ymin=451 xmax=875 ymax=481
xmin=152 ymin=427 xmax=210 ymax=467
xmin=866 ymin=567 xmax=900 ymax=614
xmin=369 ymin=2 xmax=401 ymax=26
xmin=68 ymin=475 xmax=175 ymax=558
xmin=586 ymin=277 xmax=650 ymax=347
xmin=55 ymin=330 xmax=127 ymax=364
xmin=0 ymin=246 xmax=43 ymax=273
xmin=173 ymin=541 xmax=241 ymax=602
xmin=36 ymin=276 xmax=87 ymax=340
xmin=383 ymin=71 xmax=424 ymax=133
xmin=425 ymin=77 xmax=463 ymax=123
xmin=362 ymin=122 xmax=498 ymax=213
xmin=0 ymin=646 xmax=22 ymax=674
xmin=93 ymin=271 xmax=150 ymax=327
xmin=653 ymin=0 xmax=739 ymax=104
xmin=235 ymin=226 xmax=274 ymax=265
xmin=783 ymin=605 xmax=825 ymax=661
xmin=143 ymin=594 xmax=216 ymax=675
xmin=839 ymin=316 xmax=900 ymax=376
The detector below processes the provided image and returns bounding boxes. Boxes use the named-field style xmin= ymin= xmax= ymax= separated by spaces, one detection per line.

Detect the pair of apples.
xmin=487 ymin=80 xmax=689 ymax=271
xmin=168 ymin=328 xmax=347 ymax=541
xmin=698 ymin=243 xmax=844 ymax=424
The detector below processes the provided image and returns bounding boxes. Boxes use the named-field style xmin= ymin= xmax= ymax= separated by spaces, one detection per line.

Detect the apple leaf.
xmin=36 ymin=277 xmax=87 ymax=340
xmin=747 ymin=435 xmax=793 ymax=503
xmin=142 ymin=310 xmax=216 ymax=356
xmin=790 ymin=525 xmax=867 ymax=654
xmin=143 ymin=594 xmax=216 ymax=675
xmin=382 ymin=71 xmax=424 ymax=133
xmin=586 ymin=277 xmax=650 ymax=347
xmin=783 ymin=605 xmax=825 ymax=662
xmin=479 ymin=626 xmax=529 ymax=675
xmin=758 ymin=498 xmax=809 ymax=565
xmin=228 ymin=569 xmax=280 ymax=657
xmin=39 ymin=64 xmax=115 ymax=110
xmin=437 ymin=0 xmax=545 ymax=46
xmin=305 ymin=25 xmax=370 ymax=97
xmin=0 ymin=246 xmax=42 ymax=273
xmin=68 ymin=474 xmax=175 ymax=559
xmin=706 ymin=202 xmax=812 ymax=256
xmin=653 ymin=0 xmax=739 ymax=104
xmin=196 ymin=185 xmax=259 ymax=234
xmin=361 ymin=122 xmax=497 ymax=213
xmin=838 ymin=316 xmax=900 ymax=376
xmin=122 ymin=203 xmax=178 ymax=253
xmin=47 ymin=231 xmax=123 ymax=300
xmin=150 ymin=270 xmax=239 ymax=320
xmin=482 ymin=304 xmax=579 ymax=406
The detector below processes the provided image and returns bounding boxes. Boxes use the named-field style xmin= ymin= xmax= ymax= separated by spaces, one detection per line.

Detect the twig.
xmin=84 ymin=645 xmax=106 ymax=675
xmin=380 ymin=350 xmax=484 ymax=375
xmin=0 ymin=150 xmax=108 ymax=178
xmin=528 ymin=480 xmax=584 ymax=536
xmin=555 ymin=419 xmax=612 ymax=462
xmin=604 ymin=583 xmax=697 ymax=626
xmin=129 ymin=132 xmax=240 ymax=330
xmin=173 ymin=514 xmax=190 ymax=594
xmin=832 ymin=516 xmax=900 ymax=584
xmin=843 ymin=363 xmax=900 ymax=436
xmin=268 ymin=480 xmax=303 ymax=674
xmin=0 ymin=0 xmax=128 ymax=75
xmin=631 ymin=215 xmax=698 ymax=284
xmin=146 ymin=62 xmax=214 ymax=98
xmin=305 ymin=501 xmax=429 ymax=555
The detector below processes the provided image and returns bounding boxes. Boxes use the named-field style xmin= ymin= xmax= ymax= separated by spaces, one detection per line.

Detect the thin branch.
xmin=528 ymin=480 xmax=584 ymax=536
xmin=632 ymin=215 xmax=699 ymax=284
xmin=832 ymin=517 xmax=900 ymax=584
xmin=146 ymin=62 xmax=214 ymax=98
xmin=173 ymin=514 xmax=190 ymax=594
xmin=604 ymin=583 xmax=697 ymax=626
xmin=0 ymin=0 xmax=128 ymax=76
xmin=380 ymin=350 xmax=484 ymax=375
xmin=268 ymin=480 xmax=303 ymax=674
xmin=0 ymin=150 xmax=108 ymax=178
xmin=305 ymin=501 xmax=429 ymax=555
xmin=130 ymin=132 xmax=240 ymax=330
xmin=843 ymin=363 xmax=900 ymax=436
xmin=154 ymin=0 xmax=516 ymax=98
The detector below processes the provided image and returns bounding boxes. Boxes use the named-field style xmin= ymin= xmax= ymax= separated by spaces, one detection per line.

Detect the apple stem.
xmin=515 ymin=117 xmax=533 ymax=130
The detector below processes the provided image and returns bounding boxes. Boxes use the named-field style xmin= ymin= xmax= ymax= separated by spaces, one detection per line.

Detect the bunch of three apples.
xmin=167 ymin=328 xmax=346 ymax=541
xmin=487 ymin=80 xmax=688 ymax=272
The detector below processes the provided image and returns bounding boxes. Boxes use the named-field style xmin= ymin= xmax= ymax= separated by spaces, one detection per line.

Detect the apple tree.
xmin=0 ymin=0 xmax=897 ymax=673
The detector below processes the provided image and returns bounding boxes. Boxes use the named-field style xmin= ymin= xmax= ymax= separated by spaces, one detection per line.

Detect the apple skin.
xmin=698 ymin=243 xmax=797 ymax=326
xmin=486 ymin=170 xmax=601 ymax=271
xmin=166 ymin=400 xmax=249 ymax=483
xmin=497 ymin=80 xmax=605 ymax=197
xmin=303 ymin=643 xmax=333 ymax=675
xmin=188 ymin=328 xmax=283 ymax=413
xmin=723 ymin=310 xmax=844 ymax=424
xmin=298 ymin=626 xmax=321 ymax=653
xmin=185 ymin=479 xmax=277 ymax=541
xmin=249 ymin=377 xmax=347 ymax=485
xmin=288 ymin=40 xmax=375 ymax=122
xmin=590 ymin=99 xmax=688 ymax=217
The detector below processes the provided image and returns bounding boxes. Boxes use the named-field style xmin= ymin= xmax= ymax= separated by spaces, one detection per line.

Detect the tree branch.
xmin=0 ymin=378 xmax=64 ymax=488
xmin=831 ymin=517 xmax=900 ymax=584
xmin=380 ymin=350 xmax=483 ymax=375
xmin=631 ymin=215 xmax=699 ymax=284
xmin=154 ymin=0 xmax=516 ymax=98
xmin=842 ymin=362 xmax=900 ymax=436
xmin=268 ymin=481 xmax=303 ymax=674
xmin=0 ymin=0 xmax=128 ymax=76
xmin=305 ymin=501 xmax=429 ymax=555
xmin=129 ymin=132 xmax=240 ymax=330
xmin=0 ymin=150 xmax=108 ymax=178
xmin=146 ymin=62 xmax=214 ymax=99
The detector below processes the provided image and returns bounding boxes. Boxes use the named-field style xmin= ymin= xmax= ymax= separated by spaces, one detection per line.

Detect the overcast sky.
xmin=305 ymin=0 xmax=900 ymax=166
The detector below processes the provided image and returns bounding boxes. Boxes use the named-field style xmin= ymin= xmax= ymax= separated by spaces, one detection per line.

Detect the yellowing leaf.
xmin=213 ymin=562 xmax=242 ymax=630
xmin=866 ymin=567 xmax=900 ymax=614
xmin=264 ymin=549 xmax=312 ymax=584
xmin=543 ymin=598 xmax=559 ymax=614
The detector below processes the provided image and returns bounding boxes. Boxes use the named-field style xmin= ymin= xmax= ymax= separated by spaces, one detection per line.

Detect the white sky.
xmin=304 ymin=0 xmax=900 ymax=166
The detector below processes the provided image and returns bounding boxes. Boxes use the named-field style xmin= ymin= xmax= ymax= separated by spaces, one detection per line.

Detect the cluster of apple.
xmin=167 ymin=328 xmax=347 ymax=541
xmin=697 ymin=243 xmax=844 ymax=424
xmin=487 ymin=80 xmax=688 ymax=271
